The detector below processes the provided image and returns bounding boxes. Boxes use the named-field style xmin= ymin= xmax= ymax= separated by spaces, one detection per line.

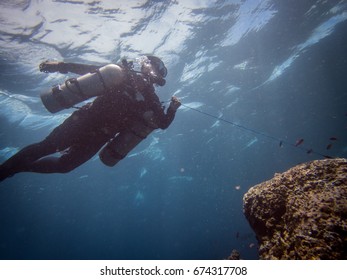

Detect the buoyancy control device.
xmin=40 ymin=64 xmax=124 ymax=113
xmin=99 ymin=110 xmax=159 ymax=166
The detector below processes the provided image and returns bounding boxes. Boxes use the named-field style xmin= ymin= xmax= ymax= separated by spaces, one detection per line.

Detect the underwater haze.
xmin=0 ymin=0 xmax=347 ymax=260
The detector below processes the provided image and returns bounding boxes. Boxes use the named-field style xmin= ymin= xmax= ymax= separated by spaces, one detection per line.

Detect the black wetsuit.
xmin=0 ymin=64 xmax=176 ymax=181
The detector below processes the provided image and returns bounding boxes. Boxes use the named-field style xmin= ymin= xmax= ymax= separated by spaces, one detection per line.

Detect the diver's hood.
xmin=129 ymin=56 xmax=167 ymax=86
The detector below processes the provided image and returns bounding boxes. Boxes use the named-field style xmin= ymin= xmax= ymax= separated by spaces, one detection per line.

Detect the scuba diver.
xmin=0 ymin=55 xmax=181 ymax=182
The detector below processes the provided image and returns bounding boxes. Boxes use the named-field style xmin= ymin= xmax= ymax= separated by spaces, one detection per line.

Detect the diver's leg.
xmin=0 ymin=107 xmax=102 ymax=182
xmin=0 ymin=121 xmax=77 ymax=181
xmin=27 ymin=137 xmax=108 ymax=174
xmin=0 ymin=107 xmax=96 ymax=182
xmin=0 ymin=140 xmax=57 ymax=181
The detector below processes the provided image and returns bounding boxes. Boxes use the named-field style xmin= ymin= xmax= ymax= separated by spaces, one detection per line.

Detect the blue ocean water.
xmin=0 ymin=0 xmax=346 ymax=260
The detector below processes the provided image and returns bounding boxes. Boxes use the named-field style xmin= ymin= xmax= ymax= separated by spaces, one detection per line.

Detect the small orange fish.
xmin=295 ymin=138 xmax=304 ymax=146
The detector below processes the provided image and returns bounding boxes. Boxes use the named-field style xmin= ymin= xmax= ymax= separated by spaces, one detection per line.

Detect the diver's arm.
xmin=156 ymin=96 xmax=181 ymax=129
xmin=39 ymin=61 xmax=101 ymax=75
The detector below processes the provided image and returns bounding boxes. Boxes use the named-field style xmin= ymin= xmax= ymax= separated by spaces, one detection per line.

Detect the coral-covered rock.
xmin=227 ymin=249 xmax=241 ymax=260
xmin=243 ymin=158 xmax=347 ymax=259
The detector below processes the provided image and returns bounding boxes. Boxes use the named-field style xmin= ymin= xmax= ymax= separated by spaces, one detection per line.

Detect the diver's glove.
xmin=39 ymin=61 xmax=68 ymax=74
xmin=168 ymin=96 xmax=181 ymax=111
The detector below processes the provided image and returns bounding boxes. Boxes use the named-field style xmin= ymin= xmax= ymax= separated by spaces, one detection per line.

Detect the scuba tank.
xmin=99 ymin=110 xmax=158 ymax=166
xmin=40 ymin=64 xmax=124 ymax=113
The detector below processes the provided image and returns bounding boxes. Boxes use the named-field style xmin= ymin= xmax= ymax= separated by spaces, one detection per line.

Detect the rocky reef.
xmin=243 ymin=158 xmax=347 ymax=259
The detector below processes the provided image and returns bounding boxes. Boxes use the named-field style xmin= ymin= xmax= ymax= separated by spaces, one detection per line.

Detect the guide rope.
xmin=179 ymin=103 xmax=332 ymax=159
